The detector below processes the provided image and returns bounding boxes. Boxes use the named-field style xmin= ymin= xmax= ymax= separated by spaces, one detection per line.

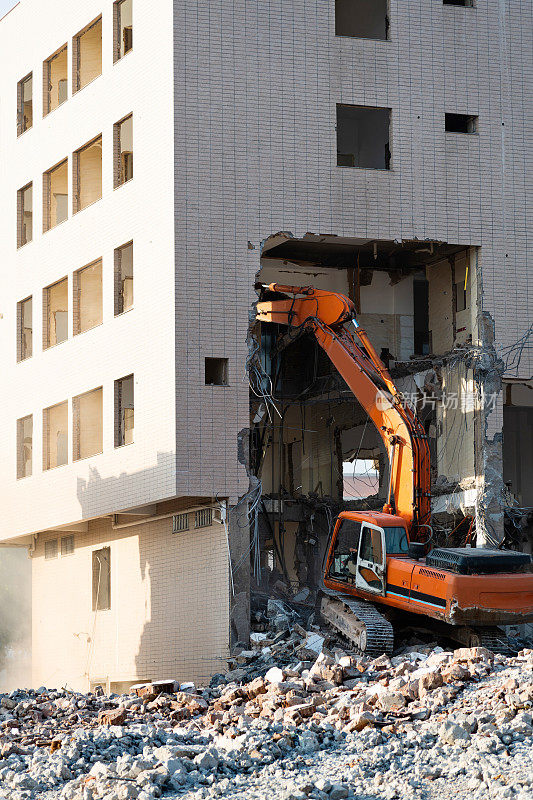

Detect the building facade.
xmin=0 ymin=0 xmax=531 ymax=689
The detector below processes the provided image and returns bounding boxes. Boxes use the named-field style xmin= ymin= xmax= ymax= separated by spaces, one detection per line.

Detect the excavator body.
xmin=256 ymin=283 xmax=533 ymax=654
xmin=323 ymin=510 xmax=533 ymax=628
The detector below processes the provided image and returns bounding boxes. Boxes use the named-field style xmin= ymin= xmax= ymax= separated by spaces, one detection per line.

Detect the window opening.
xmin=337 ymin=105 xmax=391 ymax=169
xmin=335 ymin=0 xmax=389 ymax=40
xmin=43 ymin=401 xmax=68 ymax=470
xmin=115 ymin=375 xmax=134 ymax=446
xmin=74 ymin=136 xmax=103 ymax=213
xmin=205 ymin=358 xmax=229 ymax=386
xmin=73 ymin=17 xmax=102 ymax=93
xmin=44 ymin=45 xmax=68 ymax=115
xmin=74 ymin=259 xmax=103 ymax=334
xmin=73 ymin=387 xmax=103 ymax=461
xmin=114 ymin=115 xmax=133 ymax=187
xmin=92 ymin=547 xmax=111 ymax=610
xmin=43 ymin=159 xmax=68 ymax=231
xmin=17 ymin=415 xmax=33 ymax=479
xmin=114 ymin=241 xmax=133 ymax=314
xmin=17 ymin=296 xmax=33 ymax=362
xmin=17 ymin=74 xmax=33 ymax=135
xmin=43 ymin=277 xmax=68 ymax=348
xmin=17 ymin=183 xmax=33 ymax=247
xmin=114 ymin=0 xmax=133 ymax=62
xmin=445 ymin=113 xmax=478 ymax=134
xmin=444 ymin=0 xmax=474 ymax=6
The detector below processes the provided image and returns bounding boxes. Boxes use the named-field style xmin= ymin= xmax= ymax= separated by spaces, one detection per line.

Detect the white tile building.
xmin=1 ymin=0 xmax=531 ymax=689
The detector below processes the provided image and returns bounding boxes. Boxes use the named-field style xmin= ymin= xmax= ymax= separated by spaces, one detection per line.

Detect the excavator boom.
xmin=257 ymin=283 xmax=431 ymax=539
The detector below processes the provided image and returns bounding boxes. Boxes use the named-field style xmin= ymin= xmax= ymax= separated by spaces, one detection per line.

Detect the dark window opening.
xmin=455 ymin=282 xmax=467 ymax=313
xmin=115 ymin=375 xmax=134 ymax=446
xmin=337 ymin=105 xmax=391 ymax=169
xmin=444 ymin=0 xmax=474 ymax=6
xmin=92 ymin=547 xmax=111 ymax=610
xmin=205 ymin=358 xmax=229 ymax=386
xmin=413 ymin=277 xmax=430 ymax=355
xmin=445 ymin=113 xmax=478 ymax=134
xmin=17 ymin=73 xmax=33 ymax=135
xmin=335 ymin=0 xmax=389 ymax=40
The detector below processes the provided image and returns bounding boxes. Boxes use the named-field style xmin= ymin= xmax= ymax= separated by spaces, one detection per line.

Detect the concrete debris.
xmin=0 ymin=631 xmax=532 ymax=799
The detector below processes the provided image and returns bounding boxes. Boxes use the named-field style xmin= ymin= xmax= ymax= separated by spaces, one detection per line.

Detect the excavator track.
xmin=470 ymin=626 xmax=515 ymax=656
xmin=321 ymin=590 xmax=394 ymax=657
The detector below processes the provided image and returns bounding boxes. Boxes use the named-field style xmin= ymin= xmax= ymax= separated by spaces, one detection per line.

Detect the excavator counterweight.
xmin=257 ymin=283 xmax=533 ymax=655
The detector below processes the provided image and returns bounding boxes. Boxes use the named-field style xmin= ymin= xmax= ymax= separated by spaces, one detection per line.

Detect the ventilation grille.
xmin=45 ymin=539 xmax=58 ymax=560
xmin=195 ymin=508 xmax=213 ymax=528
xmin=61 ymin=535 xmax=74 ymax=555
xmin=172 ymin=513 xmax=190 ymax=533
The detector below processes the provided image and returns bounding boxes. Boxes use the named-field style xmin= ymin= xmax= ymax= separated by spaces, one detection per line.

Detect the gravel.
xmin=0 ymin=628 xmax=531 ymax=800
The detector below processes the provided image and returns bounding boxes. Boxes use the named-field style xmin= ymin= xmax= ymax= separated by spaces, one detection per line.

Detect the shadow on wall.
xmin=76 ymin=451 xmax=177 ymax=521
xmin=76 ymin=453 xmax=229 ymax=686
xmin=0 ymin=548 xmax=31 ymax=691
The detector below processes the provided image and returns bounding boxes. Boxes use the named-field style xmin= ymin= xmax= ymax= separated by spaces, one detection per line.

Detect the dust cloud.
xmin=0 ymin=547 xmax=32 ymax=691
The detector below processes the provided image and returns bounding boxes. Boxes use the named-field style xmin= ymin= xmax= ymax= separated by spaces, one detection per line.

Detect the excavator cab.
xmin=324 ymin=511 xmax=410 ymax=599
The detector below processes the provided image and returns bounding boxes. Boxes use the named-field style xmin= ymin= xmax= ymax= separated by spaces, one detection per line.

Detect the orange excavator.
xmin=257 ymin=284 xmax=533 ymax=655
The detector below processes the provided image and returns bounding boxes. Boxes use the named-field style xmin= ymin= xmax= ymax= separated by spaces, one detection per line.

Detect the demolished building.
xmin=0 ymin=0 xmax=531 ymax=691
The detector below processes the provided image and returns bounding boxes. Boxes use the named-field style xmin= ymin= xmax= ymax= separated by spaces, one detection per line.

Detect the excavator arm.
xmin=256 ymin=283 xmax=431 ymax=540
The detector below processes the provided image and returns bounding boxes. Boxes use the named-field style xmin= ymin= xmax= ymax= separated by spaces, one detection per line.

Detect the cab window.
xmin=360 ymin=527 xmax=383 ymax=563
xmin=384 ymin=526 xmax=409 ymax=554
xmin=328 ymin=519 xmax=361 ymax=583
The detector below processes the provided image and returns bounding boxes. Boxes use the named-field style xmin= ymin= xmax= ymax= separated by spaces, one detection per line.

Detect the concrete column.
xmin=227 ymin=502 xmax=250 ymax=648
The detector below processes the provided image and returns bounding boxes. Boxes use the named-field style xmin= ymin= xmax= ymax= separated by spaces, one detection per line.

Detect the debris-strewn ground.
xmin=0 ymin=609 xmax=532 ymax=800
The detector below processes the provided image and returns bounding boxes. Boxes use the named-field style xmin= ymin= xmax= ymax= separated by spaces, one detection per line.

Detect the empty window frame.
xmin=17 ymin=296 xmax=33 ymax=362
xmin=205 ymin=358 xmax=229 ymax=386
xmin=114 ymin=115 xmax=133 ymax=188
xmin=443 ymin=0 xmax=474 ymax=6
xmin=17 ymin=183 xmax=33 ymax=247
xmin=73 ymin=16 xmax=102 ymax=93
xmin=43 ymin=400 xmax=68 ymax=470
xmin=114 ymin=0 xmax=133 ymax=62
xmin=335 ymin=0 xmax=389 ymax=40
xmin=445 ymin=113 xmax=478 ymax=134
xmin=17 ymin=73 xmax=33 ymax=135
xmin=43 ymin=159 xmax=68 ymax=232
xmin=337 ymin=105 xmax=391 ymax=169
xmin=43 ymin=44 xmax=68 ymax=115
xmin=114 ymin=242 xmax=133 ymax=314
xmin=73 ymin=387 xmax=103 ymax=461
xmin=43 ymin=277 xmax=68 ymax=349
xmin=73 ymin=135 xmax=103 ymax=213
xmin=92 ymin=547 xmax=111 ymax=610
xmin=115 ymin=375 xmax=134 ymax=447
xmin=17 ymin=415 xmax=33 ymax=479
xmin=45 ymin=539 xmax=58 ymax=560
xmin=74 ymin=259 xmax=103 ymax=334
xmin=455 ymin=282 xmax=467 ymax=313
xmin=61 ymin=535 xmax=75 ymax=556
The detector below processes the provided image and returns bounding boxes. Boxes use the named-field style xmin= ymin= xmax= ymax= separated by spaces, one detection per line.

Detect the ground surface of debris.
xmin=1 ymin=610 xmax=532 ymax=800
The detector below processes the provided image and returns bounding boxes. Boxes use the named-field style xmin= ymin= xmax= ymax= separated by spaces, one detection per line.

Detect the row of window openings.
xmin=17 ymin=115 xmax=133 ymax=248
xmin=335 ymin=0 xmax=473 ymax=42
xmin=17 ymin=243 xmax=133 ymax=361
xmin=17 ymin=0 xmax=132 ymax=136
xmin=17 ymin=375 xmax=134 ymax=479
xmin=336 ymin=106 xmax=478 ymax=171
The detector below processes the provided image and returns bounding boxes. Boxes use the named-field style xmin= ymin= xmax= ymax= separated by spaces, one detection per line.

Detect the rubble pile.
xmin=0 ymin=614 xmax=532 ymax=800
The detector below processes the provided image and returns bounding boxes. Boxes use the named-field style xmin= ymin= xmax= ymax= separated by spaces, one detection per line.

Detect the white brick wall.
xmin=32 ymin=516 xmax=230 ymax=690
xmin=0 ymin=0 xmax=177 ymax=540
